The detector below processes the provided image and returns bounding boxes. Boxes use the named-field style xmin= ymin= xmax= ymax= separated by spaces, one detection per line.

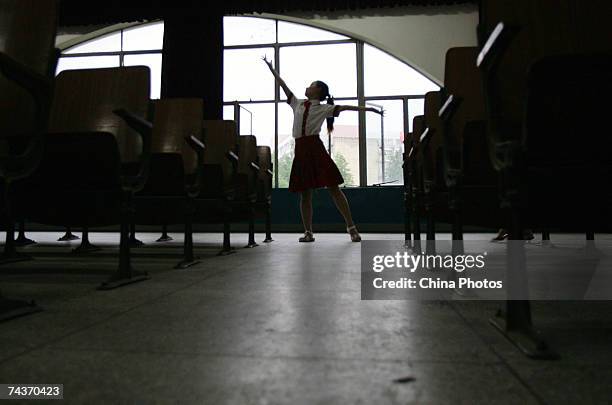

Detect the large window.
xmin=279 ymin=44 xmax=357 ymax=100
xmin=223 ymin=17 xmax=438 ymax=187
xmin=58 ymin=22 xmax=164 ymax=99
xmin=57 ymin=17 xmax=439 ymax=187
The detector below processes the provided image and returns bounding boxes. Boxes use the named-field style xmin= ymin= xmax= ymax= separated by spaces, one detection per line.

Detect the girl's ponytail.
xmin=326 ymin=95 xmax=335 ymax=135
xmin=314 ymin=80 xmax=334 ymax=134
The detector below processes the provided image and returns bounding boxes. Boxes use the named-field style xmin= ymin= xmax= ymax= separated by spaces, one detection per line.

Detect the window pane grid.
xmin=224 ymin=39 xmax=355 ymax=50
xmin=60 ymin=18 xmax=438 ymax=188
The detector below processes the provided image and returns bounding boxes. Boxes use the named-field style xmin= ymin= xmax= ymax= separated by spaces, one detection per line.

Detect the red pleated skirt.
xmin=289 ymin=135 xmax=344 ymax=193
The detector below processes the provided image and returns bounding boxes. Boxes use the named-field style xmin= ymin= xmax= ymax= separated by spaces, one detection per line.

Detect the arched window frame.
xmin=57 ymin=16 xmax=440 ymax=187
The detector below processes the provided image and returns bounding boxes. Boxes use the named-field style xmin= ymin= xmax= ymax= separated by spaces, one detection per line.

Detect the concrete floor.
xmin=0 ymin=232 xmax=611 ymax=404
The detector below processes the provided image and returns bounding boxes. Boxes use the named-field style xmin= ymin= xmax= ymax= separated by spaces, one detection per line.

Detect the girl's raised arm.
xmin=262 ymin=56 xmax=293 ymax=100
xmin=336 ymin=105 xmax=384 ymax=116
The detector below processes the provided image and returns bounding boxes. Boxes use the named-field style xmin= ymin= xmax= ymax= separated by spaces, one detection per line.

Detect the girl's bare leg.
xmin=300 ymin=189 xmax=313 ymax=232
xmin=327 ymin=185 xmax=355 ymax=228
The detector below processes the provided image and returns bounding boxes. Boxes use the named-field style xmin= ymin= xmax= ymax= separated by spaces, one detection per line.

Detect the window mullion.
xmin=119 ymin=29 xmax=124 ymax=66
xmin=274 ymin=38 xmax=280 ymax=188
xmin=403 ymin=97 xmax=410 ymax=153
xmin=356 ymin=40 xmax=366 ymax=187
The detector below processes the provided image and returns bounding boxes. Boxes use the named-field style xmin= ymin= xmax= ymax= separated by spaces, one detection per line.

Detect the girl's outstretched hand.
xmin=261 ymin=55 xmax=273 ymax=69
xmin=368 ymin=107 xmax=384 ymax=116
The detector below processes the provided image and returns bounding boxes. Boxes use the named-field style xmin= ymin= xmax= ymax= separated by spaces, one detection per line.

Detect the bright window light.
xmin=224 ymin=48 xmax=275 ymax=102
xmin=124 ymin=54 xmax=162 ymax=99
xmin=278 ymin=21 xmax=348 ymax=43
xmin=364 ymin=44 xmax=438 ymax=96
xmin=223 ymin=17 xmax=276 ymax=46
xmin=56 ymin=56 xmax=120 ymax=75
xmin=280 ymin=43 xmax=357 ymax=99
xmin=64 ymin=32 xmax=121 ymax=54
xmin=123 ymin=22 xmax=164 ymax=51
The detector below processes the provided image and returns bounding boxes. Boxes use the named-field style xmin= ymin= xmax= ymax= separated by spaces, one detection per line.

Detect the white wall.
xmin=263 ymin=4 xmax=478 ymax=84
xmin=55 ymin=4 xmax=479 ymax=84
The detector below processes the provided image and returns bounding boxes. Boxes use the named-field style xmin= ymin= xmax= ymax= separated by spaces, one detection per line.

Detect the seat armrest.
xmin=227 ymin=150 xmax=239 ymax=163
xmin=0 ymin=51 xmax=52 ymax=103
xmin=226 ymin=150 xmax=240 ymax=181
xmin=0 ymin=52 xmax=54 ymax=181
xmin=113 ymin=108 xmax=153 ymax=191
xmin=184 ymin=135 xmax=205 ymax=197
xmin=438 ymin=94 xmax=460 ymax=121
xmin=477 ymin=21 xmax=517 ymax=69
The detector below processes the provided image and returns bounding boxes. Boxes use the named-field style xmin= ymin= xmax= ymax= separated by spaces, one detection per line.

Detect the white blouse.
xmin=288 ymin=94 xmax=340 ymax=139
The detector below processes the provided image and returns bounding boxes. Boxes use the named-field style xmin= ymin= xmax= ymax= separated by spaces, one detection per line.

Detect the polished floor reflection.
xmin=0 ymin=232 xmax=611 ymax=404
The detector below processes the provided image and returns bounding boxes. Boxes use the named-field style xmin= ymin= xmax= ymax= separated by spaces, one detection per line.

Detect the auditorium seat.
xmin=130 ymin=98 xmax=204 ymax=269
xmin=525 ymin=55 xmax=612 ymax=233
xmin=198 ymin=120 xmax=239 ymax=254
xmin=0 ymin=0 xmax=58 ymax=262
xmin=234 ymin=135 xmax=260 ymax=248
xmin=478 ymin=0 xmax=612 ymax=232
xmin=13 ymin=66 xmax=152 ymax=290
xmin=476 ymin=0 xmax=612 ymax=359
xmin=407 ymin=115 xmax=426 ymax=245
xmin=419 ymin=90 xmax=447 ymax=251
xmin=0 ymin=0 xmax=58 ymax=319
xmin=255 ymin=145 xmax=274 ymax=243
xmin=402 ymin=131 xmax=413 ymax=244
xmin=440 ymin=47 xmax=501 ymax=241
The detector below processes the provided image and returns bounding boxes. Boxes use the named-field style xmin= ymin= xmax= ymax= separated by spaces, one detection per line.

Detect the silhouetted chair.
xmin=234 ymin=135 xmax=260 ymax=248
xmin=0 ymin=0 xmax=58 ymax=319
xmin=255 ymin=145 xmax=273 ymax=243
xmin=131 ymin=98 xmax=204 ymax=268
xmin=402 ymin=131 xmax=413 ymax=244
xmin=438 ymin=47 xmax=500 ymax=242
xmin=419 ymin=91 xmax=448 ymax=252
xmin=13 ymin=66 xmax=152 ymax=290
xmin=476 ymin=0 xmax=612 ymax=359
xmin=0 ymin=0 xmax=58 ymax=261
xmin=197 ymin=120 xmax=239 ymax=254
xmin=408 ymin=116 xmax=426 ymax=247
xmin=525 ymin=55 xmax=612 ymax=233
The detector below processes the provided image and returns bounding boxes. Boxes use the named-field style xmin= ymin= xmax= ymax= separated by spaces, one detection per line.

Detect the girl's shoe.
xmin=492 ymin=228 xmax=535 ymax=241
xmin=347 ymin=225 xmax=362 ymax=242
xmin=491 ymin=229 xmax=509 ymax=242
xmin=299 ymin=231 xmax=315 ymax=243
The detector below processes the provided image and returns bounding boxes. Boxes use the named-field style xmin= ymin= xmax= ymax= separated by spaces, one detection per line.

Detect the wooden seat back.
xmin=151 ymin=98 xmax=203 ymax=175
xmin=410 ymin=115 xmax=426 ymax=190
xmin=442 ymin=47 xmax=487 ymax=173
xmin=0 ymin=0 xmax=58 ymax=142
xmin=478 ymin=0 xmax=612 ymax=169
xmin=256 ymin=145 xmax=273 ymax=199
xmin=137 ymin=98 xmax=203 ymax=196
xmin=202 ymin=120 xmax=238 ymax=190
xmin=49 ymin=67 xmax=150 ymax=163
xmin=237 ymin=135 xmax=258 ymax=195
xmin=421 ymin=91 xmax=444 ymax=189
xmin=411 ymin=115 xmax=426 ymax=163
xmin=402 ymin=131 xmax=413 ymax=190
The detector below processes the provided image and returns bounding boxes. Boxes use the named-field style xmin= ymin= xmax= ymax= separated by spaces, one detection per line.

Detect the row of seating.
xmin=403 ymin=0 xmax=612 ymax=359
xmin=404 ymin=46 xmax=500 ymax=247
xmin=0 ymin=0 xmax=274 ymax=320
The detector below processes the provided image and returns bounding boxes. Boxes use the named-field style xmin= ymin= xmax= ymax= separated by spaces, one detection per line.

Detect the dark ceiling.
xmin=59 ymin=0 xmax=476 ymax=26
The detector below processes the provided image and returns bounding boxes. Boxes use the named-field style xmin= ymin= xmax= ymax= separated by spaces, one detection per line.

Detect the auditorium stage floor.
xmin=0 ymin=232 xmax=611 ymax=404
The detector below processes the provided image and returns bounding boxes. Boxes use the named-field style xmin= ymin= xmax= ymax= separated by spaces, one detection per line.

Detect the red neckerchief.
xmin=301 ymin=100 xmax=311 ymax=137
